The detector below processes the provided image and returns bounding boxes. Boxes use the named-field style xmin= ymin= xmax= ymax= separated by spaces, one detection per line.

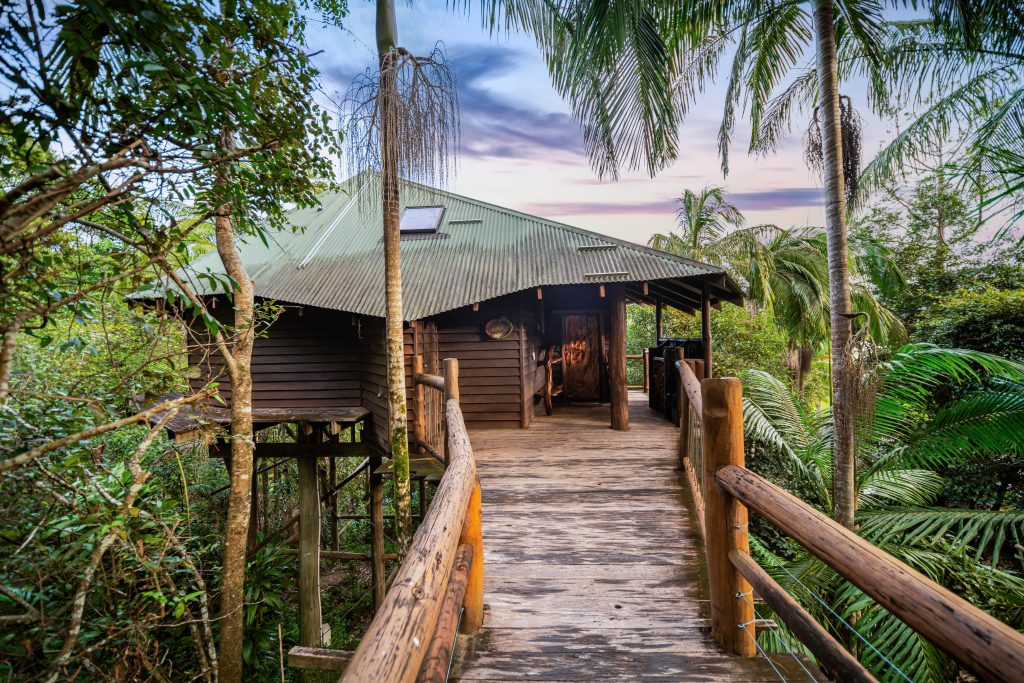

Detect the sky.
xmin=307 ymin=2 xmax=901 ymax=245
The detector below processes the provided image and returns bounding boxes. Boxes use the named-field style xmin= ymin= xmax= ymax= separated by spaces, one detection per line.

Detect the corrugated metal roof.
xmin=137 ymin=175 xmax=742 ymax=320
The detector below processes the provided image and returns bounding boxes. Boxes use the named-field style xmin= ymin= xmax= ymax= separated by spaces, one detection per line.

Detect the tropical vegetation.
xmin=2 ymin=0 xmax=1023 ymax=681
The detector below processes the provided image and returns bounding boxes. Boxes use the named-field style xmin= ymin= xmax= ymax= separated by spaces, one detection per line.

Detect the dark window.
xmin=399 ymin=206 xmax=445 ymax=233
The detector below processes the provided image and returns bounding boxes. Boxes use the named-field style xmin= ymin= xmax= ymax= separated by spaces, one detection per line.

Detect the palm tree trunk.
xmin=377 ymin=0 xmax=413 ymax=552
xmin=813 ymin=0 xmax=857 ymax=529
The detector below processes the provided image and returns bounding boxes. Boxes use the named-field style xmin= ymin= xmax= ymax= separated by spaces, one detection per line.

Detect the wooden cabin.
xmin=144 ymin=177 xmax=742 ymax=449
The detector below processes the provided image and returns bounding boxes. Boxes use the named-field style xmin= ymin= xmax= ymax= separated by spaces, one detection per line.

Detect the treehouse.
xmin=133 ymin=177 xmax=1024 ymax=681
xmin=140 ymin=175 xmax=743 ymax=447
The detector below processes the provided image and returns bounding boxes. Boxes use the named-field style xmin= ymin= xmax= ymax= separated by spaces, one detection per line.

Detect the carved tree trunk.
xmin=377 ymin=0 xmax=413 ymax=552
xmin=813 ymin=0 xmax=857 ymax=528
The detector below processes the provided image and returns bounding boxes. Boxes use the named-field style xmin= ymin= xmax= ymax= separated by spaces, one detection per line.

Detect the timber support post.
xmin=369 ymin=447 xmax=386 ymax=609
xmin=413 ymin=354 xmax=426 ymax=451
xmin=702 ymin=378 xmax=755 ymax=657
xmin=642 ymin=349 xmax=649 ymax=394
xmin=609 ymin=283 xmax=628 ymax=431
xmin=443 ymin=357 xmax=459 ymax=466
xmin=701 ymin=284 xmax=712 ymax=379
xmin=459 ymin=480 xmax=484 ymax=635
xmin=329 ymin=435 xmax=338 ymax=552
xmin=298 ymin=426 xmax=324 ymax=658
xmin=655 ymin=297 xmax=663 ymax=341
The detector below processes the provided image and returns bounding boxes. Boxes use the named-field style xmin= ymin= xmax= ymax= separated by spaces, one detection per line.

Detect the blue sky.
xmin=308 ymin=2 xmax=901 ymax=244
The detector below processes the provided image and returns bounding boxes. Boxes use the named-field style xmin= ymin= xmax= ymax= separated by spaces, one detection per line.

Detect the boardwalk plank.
xmin=451 ymin=394 xmax=819 ymax=682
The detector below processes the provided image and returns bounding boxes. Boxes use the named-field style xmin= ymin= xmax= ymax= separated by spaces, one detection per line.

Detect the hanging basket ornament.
xmin=484 ymin=316 xmax=514 ymax=339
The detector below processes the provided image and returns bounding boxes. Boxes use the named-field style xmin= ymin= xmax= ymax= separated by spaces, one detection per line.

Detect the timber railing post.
xmin=702 ymin=378 xmax=755 ymax=657
xmin=443 ymin=358 xmax=459 ymax=466
xmin=413 ymin=354 xmax=426 ymax=452
xmin=459 ymin=479 xmax=484 ymax=634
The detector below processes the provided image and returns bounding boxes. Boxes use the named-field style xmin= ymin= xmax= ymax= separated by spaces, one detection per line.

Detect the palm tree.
xmin=649 ymin=185 xmax=743 ymax=263
xmin=488 ymin=0 xmax=897 ymax=527
xmin=743 ymin=345 xmax=1024 ymax=680
xmin=345 ymin=1 xmax=458 ymax=553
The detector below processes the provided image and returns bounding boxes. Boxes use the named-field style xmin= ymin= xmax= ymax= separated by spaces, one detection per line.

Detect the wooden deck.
xmin=452 ymin=392 xmax=813 ymax=682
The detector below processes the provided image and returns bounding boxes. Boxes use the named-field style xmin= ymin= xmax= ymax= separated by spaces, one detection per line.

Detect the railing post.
xmin=702 ymin=378 xmax=755 ymax=657
xmin=413 ymin=354 xmax=426 ymax=451
xmin=443 ymin=358 xmax=459 ymax=466
xmin=642 ymin=348 xmax=649 ymax=393
xmin=459 ymin=480 xmax=484 ymax=635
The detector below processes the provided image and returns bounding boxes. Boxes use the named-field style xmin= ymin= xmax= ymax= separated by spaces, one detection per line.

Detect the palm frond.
xmin=859 ymin=507 xmax=1024 ymax=567
xmin=858 ymin=468 xmax=944 ymax=510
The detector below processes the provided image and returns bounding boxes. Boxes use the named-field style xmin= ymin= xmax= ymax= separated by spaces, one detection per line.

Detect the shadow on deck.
xmin=452 ymin=392 xmax=813 ymax=682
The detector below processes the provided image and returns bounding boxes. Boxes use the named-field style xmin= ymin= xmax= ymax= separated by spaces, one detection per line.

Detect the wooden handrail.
xmin=728 ymin=549 xmax=876 ymax=683
xmin=716 ymin=464 xmax=1024 ymax=682
xmin=675 ymin=359 xmax=703 ymax=418
xmin=418 ymin=543 xmax=474 ymax=682
xmin=414 ymin=372 xmax=445 ymax=392
xmin=342 ymin=400 xmax=478 ymax=682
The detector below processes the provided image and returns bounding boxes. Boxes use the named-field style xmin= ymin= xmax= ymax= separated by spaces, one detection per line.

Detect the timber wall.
xmin=187 ymin=304 xmax=362 ymax=409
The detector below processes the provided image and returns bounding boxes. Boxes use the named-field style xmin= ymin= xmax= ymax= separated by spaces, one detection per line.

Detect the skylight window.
xmin=400 ymin=206 xmax=445 ymax=233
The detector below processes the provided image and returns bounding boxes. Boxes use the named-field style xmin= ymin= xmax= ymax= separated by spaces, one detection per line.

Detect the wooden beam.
xmin=642 ymin=280 xmax=649 ymax=296
xmin=728 ymin=550 xmax=878 ymax=683
xmin=298 ymin=430 xmax=323 ymax=658
xmin=608 ymin=284 xmax=628 ymax=431
xmin=209 ymin=441 xmax=373 ymax=459
xmin=655 ymin=297 xmax=663 ymax=340
xmin=717 ymin=464 xmax=1024 ymax=682
xmin=288 ymin=646 xmax=352 ymax=673
xmin=598 ymin=283 xmax=606 ymax=298
xmin=701 ymin=283 xmax=712 ymax=379
xmin=419 ymin=544 xmax=474 ymax=683
xmin=518 ymin=318 xmax=529 ymax=429
xmin=702 ymin=379 xmax=754 ymax=657
xmin=536 ymin=286 xmax=543 ymax=300
xmin=413 ymin=354 xmax=426 ymax=449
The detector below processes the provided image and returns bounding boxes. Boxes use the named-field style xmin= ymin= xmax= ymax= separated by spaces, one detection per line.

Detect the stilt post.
xmin=298 ymin=425 xmax=324 ymax=655
xmin=369 ymin=447 xmax=386 ymax=609
xmin=702 ymin=378 xmax=755 ymax=657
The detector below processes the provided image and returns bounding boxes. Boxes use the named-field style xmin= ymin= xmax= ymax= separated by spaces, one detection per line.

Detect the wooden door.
xmin=562 ymin=314 xmax=601 ymax=401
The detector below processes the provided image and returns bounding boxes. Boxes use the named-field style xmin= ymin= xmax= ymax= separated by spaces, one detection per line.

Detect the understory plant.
xmin=742 ymin=343 xmax=1024 ymax=682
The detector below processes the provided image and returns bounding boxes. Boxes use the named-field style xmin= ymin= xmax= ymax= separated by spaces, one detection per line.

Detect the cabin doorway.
xmin=562 ymin=313 xmax=601 ymax=401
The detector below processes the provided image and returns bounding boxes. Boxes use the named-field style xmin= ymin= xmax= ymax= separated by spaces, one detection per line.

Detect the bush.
xmin=915 ymin=288 xmax=1024 ymax=360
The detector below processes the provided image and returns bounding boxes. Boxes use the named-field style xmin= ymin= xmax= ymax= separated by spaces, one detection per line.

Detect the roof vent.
xmin=400 ymin=206 xmax=445 ymax=234
xmin=577 ymin=244 xmax=617 ymax=252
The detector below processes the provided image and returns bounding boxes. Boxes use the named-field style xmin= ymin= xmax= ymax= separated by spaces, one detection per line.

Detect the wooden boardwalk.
xmin=452 ymin=393 xmax=812 ymax=682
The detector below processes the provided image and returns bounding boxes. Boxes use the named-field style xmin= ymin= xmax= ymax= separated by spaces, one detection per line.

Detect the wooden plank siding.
xmin=187 ymin=304 xmax=363 ymax=409
xmin=186 ymin=285 xmax=625 ymax=442
xmin=429 ymin=293 xmax=531 ymax=431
